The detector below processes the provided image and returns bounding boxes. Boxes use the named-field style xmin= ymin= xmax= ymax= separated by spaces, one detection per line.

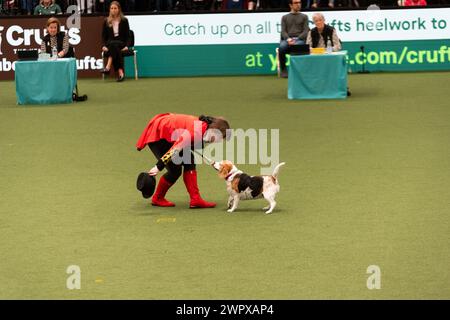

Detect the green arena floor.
xmin=0 ymin=72 xmax=449 ymax=299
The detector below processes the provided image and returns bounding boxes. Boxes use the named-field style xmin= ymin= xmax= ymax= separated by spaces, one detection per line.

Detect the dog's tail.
xmin=271 ymin=162 xmax=286 ymax=180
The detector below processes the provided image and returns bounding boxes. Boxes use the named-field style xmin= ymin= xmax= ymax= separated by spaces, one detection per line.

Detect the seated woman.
xmin=306 ymin=12 xmax=342 ymax=52
xmin=34 ymin=0 xmax=62 ymax=15
xmin=307 ymin=13 xmax=350 ymax=96
xmin=40 ymin=17 xmax=70 ymax=58
xmin=101 ymin=1 xmax=130 ymax=82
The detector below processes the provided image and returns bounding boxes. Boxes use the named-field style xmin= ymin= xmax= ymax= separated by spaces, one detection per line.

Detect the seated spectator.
xmin=278 ymin=0 xmax=309 ymax=78
xmin=307 ymin=12 xmax=349 ymax=95
xmin=101 ymin=1 xmax=130 ymax=82
xmin=224 ymin=0 xmax=248 ymax=9
xmin=21 ymin=0 xmax=38 ymax=15
xmin=1 ymin=0 xmax=17 ymax=13
xmin=135 ymin=0 xmax=152 ymax=11
xmin=311 ymin=0 xmax=334 ymax=8
xmin=210 ymin=0 xmax=223 ymax=10
xmin=403 ymin=0 xmax=427 ymax=5
xmin=54 ymin=0 xmax=67 ymax=11
xmin=40 ymin=17 xmax=71 ymax=58
xmin=100 ymin=0 xmax=142 ymax=13
xmin=127 ymin=0 xmax=136 ymax=11
xmin=186 ymin=0 xmax=211 ymax=10
xmin=306 ymin=12 xmax=342 ymax=52
xmin=34 ymin=0 xmax=62 ymax=14
xmin=77 ymin=0 xmax=94 ymax=13
xmin=96 ymin=0 xmax=110 ymax=13
xmin=248 ymin=0 xmax=257 ymax=9
xmin=155 ymin=0 xmax=173 ymax=11
xmin=260 ymin=0 xmax=290 ymax=9
xmin=173 ymin=0 xmax=209 ymax=11
xmin=334 ymin=0 xmax=359 ymax=7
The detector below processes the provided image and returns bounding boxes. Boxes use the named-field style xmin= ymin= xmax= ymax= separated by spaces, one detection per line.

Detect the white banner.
xmin=128 ymin=8 xmax=450 ymax=46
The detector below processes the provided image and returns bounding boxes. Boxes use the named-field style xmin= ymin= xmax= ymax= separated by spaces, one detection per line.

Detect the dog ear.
xmin=219 ymin=162 xmax=234 ymax=179
xmin=218 ymin=165 xmax=227 ymax=179
xmin=218 ymin=163 xmax=231 ymax=179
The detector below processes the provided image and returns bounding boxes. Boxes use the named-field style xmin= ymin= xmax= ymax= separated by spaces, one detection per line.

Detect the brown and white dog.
xmin=212 ymin=161 xmax=285 ymax=214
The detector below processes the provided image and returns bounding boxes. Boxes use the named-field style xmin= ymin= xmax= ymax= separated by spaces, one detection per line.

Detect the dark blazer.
xmin=102 ymin=18 xmax=130 ymax=47
xmin=42 ymin=32 xmax=73 ymax=58
xmin=43 ymin=32 xmax=64 ymax=54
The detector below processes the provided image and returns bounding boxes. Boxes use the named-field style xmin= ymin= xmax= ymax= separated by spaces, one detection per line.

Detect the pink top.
xmin=112 ymin=20 xmax=119 ymax=37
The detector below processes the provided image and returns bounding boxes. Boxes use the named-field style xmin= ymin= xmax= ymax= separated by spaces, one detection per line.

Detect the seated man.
xmin=278 ymin=0 xmax=309 ymax=78
xmin=306 ymin=12 xmax=342 ymax=52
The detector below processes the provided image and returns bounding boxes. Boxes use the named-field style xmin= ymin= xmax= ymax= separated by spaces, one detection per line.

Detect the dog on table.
xmin=212 ymin=161 xmax=285 ymax=214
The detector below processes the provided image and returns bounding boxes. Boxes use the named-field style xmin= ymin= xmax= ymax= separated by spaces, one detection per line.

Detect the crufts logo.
xmin=0 ymin=26 xmax=4 ymax=55
xmin=4 ymin=25 xmax=81 ymax=47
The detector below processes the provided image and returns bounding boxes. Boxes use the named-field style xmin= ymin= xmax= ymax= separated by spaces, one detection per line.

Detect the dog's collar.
xmin=226 ymin=170 xmax=242 ymax=182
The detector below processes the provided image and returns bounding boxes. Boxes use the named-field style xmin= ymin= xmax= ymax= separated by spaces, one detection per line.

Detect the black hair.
xmin=199 ymin=115 xmax=230 ymax=139
xmin=199 ymin=115 xmax=214 ymax=125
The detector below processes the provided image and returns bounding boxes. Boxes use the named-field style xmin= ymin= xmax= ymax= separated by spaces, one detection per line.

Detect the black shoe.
xmin=347 ymin=90 xmax=351 ymax=97
xmin=117 ymin=75 xmax=125 ymax=82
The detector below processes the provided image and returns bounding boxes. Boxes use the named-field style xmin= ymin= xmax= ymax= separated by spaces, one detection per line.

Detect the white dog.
xmin=213 ymin=161 xmax=285 ymax=214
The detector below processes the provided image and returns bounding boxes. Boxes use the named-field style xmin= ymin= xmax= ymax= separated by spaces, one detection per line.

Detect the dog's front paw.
xmin=265 ymin=209 xmax=273 ymax=214
xmin=227 ymin=209 xmax=235 ymax=213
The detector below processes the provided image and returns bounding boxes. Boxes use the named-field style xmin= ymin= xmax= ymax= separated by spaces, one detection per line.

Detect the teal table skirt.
xmin=15 ymin=58 xmax=77 ymax=105
xmin=288 ymin=51 xmax=348 ymax=100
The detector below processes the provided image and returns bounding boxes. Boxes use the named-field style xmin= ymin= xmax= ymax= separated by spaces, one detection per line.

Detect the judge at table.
xmin=40 ymin=17 xmax=71 ymax=58
xmin=306 ymin=13 xmax=342 ymax=52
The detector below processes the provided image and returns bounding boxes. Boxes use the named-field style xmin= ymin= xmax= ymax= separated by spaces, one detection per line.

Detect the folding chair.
xmin=122 ymin=30 xmax=138 ymax=80
xmin=276 ymin=48 xmax=280 ymax=78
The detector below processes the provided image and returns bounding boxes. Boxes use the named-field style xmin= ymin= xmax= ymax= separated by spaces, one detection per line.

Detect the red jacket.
xmin=136 ymin=113 xmax=208 ymax=151
xmin=404 ymin=0 xmax=427 ymax=6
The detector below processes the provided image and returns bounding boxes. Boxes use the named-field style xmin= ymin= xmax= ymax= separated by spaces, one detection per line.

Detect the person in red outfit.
xmin=136 ymin=113 xmax=230 ymax=208
xmin=403 ymin=0 xmax=427 ymax=6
